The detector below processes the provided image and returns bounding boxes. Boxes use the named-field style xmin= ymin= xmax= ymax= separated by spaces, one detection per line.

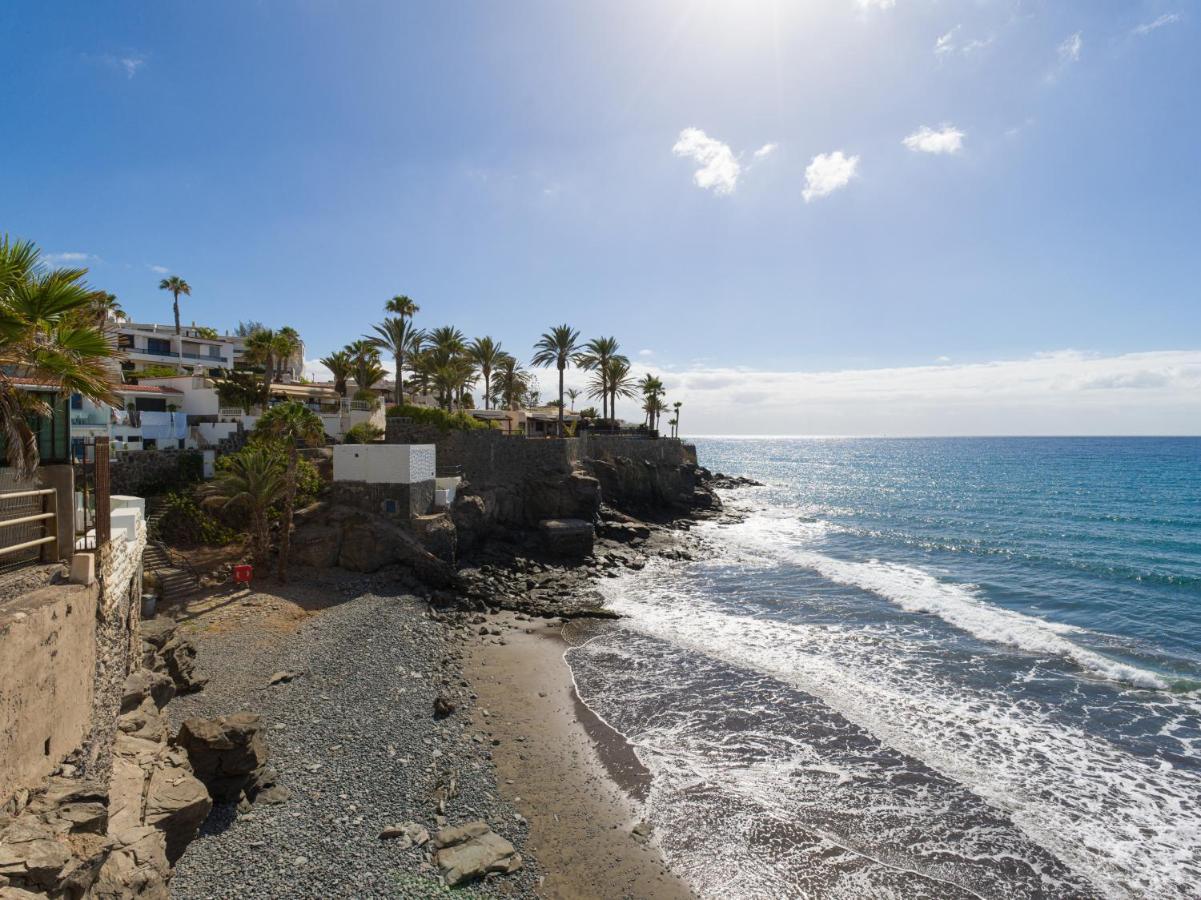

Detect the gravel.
xmin=165 ymin=589 xmax=541 ymax=898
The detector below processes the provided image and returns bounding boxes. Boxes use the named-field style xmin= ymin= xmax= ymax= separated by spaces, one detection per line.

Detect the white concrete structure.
xmin=333 ymin=444 xmax=435 ymax=484
xmin=116 ymin=322 xmax=235 ymax=375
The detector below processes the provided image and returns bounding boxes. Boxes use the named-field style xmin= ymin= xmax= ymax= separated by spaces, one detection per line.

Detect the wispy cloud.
xmin=902 ymin=124 xmax=965 ymax=155
xmin=935 ymin=26 xmax=959 ymax=55
xmin=148 ymin=264 xmax=170 ymax=275
xmin=673 ymin=128 xmax=741 ymax=195
xmin=1058 ymin=31 xmax=1083 ymax=64
xmin=855 ymin=0 xmax=896 ymax=10
xmin=86 ymin=52 xmax=146 ymax=79
xmin=753 ymin=143 xmax=778 ymax=160
xmin=638 ymin=349 xmax=655 ymax=358
xmin=1132 ymin=13 xmax=1182 ymax=36
xmin=43 ymin=251 xmax=98 ymax=268
xmin=803 ymin=152 xmax=859 ymax=202
xmin=118 ymin=55 xmax=145 ymax=78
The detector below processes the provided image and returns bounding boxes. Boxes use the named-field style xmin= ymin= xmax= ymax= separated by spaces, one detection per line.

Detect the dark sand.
xmin=465 ymin=612 xmax=694 ymax=900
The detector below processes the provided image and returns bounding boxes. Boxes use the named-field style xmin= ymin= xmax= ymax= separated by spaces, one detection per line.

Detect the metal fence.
xmin=0 ymin=487 xmax=58 ymax=571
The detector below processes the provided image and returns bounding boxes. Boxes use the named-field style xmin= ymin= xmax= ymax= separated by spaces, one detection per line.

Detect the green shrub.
xmin=153 ymin=491 xmax=235 ymax=547
xmin=384 ymin=404 xmax=488 ymax=432
xmin=212 ymin=445 xmax=324 ymax=528
xmin=344 ymin=422 xmax=384 ymax=444
xmin=353 ymin=389 xmax=378 ymax=403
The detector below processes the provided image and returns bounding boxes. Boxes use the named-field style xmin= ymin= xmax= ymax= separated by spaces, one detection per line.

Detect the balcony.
xmin=131 ymin=345 xmax=229 ymax=364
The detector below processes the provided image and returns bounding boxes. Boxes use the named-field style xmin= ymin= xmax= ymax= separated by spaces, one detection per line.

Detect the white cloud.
xmin=1133 ymin=13 xmax=1182 ymax=36
xmin=902 ymin=124 xmax=965 ymax=155
xmin=639 ymin=349 xmax=655 ymax=357
xmin=935 ymin=26 xmax=959 ymax=55
xmin=651 ymin=350 xmax=1201 ymax=436
xmin=148 ymin=264 xmax=169 ymax=275
xmin=753 ymin=143 xmax=778 ymax=159
xmin=1058 ymin=32 xmax=1083 ymax=63
xmin=43 ymin=251 xmax=97 ymax=267
xmin=119 ymin=56 xmax=145 ymax=78
xmin=672 ymin=128 xmax=741 ymax=195
xmin=856 ymin=0 xmax=896 ymax=10
xmin=802 ymin=151 xmax=859 ymax=202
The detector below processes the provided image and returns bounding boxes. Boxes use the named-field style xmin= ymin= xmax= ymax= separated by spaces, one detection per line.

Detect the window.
xmin=70 ymin=393 xmax=83 ymax=410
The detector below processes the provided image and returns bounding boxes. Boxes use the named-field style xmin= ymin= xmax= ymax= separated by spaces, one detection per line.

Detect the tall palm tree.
xmin=531 ymin=324 xmax=581 ymax=437
xmin=637 ymin=374 xmax=666 ymax=428
xmin=346 ymin=340 xmax=385 ymax=397
xmin=0 ymin=236 xmax=120 ymax=476
xmin=385 ymin=294 xmax=419 ymax=321
xmin=672 ymin=400 xmax=682 ymax=438
xmin=643 ymin=394 xmax=667 ymax=431
xmin=566 ymin=388 xmax=580 ymax=411
xmin=202 ymin=445 xmax=284 ymax=569
xmin=467 ymin=336 xmax=504 ymax=410
xmin=492 ymin=354 xmax=530 ymax=411
xmin=255 ymin=401 xmax=324 ymax=581
xmin=319 ymin=350 xmax=352 ymax=398
xmin=158 ymin=275 xmax=191 ymax=335
xmin=606 ymin=358 xmax=638 ymax=423
xmin=576 ymin=337 xmax=625 ymax=420
xmin=368 ymin=317 xmax=423 ymax=406
xmin=243 ymin=328 xmax=278 ymax=408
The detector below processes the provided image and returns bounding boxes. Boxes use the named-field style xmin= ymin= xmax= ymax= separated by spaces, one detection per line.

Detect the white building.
xmin=115 ymin=322 xmax=236 ymax=377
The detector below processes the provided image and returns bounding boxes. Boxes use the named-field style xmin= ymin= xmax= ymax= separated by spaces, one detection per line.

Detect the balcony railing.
xmin=133 ymin=346 xmax=228 ymax=363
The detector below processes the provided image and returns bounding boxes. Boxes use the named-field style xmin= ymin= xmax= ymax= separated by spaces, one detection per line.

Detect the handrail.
xmin=0 ymin=487 xmax=57 ymax=559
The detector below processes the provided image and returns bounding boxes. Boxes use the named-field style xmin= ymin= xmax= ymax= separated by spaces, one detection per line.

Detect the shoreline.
xmin=463 ymin=610 xmax=694 ymax=900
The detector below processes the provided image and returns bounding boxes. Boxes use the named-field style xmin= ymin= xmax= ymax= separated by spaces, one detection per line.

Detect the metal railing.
xmin=0 ymin=487 xmax=57 ymax=565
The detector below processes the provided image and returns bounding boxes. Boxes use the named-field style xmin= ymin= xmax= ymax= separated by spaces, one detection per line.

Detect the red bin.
xmin=233 ymin=564 xmax=253 ymax=586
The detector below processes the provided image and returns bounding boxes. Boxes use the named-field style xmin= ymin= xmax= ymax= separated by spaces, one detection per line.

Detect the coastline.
xmin=463 ymin=611 xmax=694 ymax=900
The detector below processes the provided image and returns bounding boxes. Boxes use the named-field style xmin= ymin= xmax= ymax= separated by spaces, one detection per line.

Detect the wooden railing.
xmin=0 ymin=487 xmax=57 ymax=561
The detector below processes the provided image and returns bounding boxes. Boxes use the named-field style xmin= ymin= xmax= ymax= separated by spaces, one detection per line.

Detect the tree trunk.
xmin=557 ymin=365 xmax=565 ymax=437
xmin=277 ymin=452 xmax=296 ymax=582
xmin=394 ymin=353 xmax=403 ymax=406
xmin=483 ymin=372 xmax=490 ymax=410
xmin=172 ymin=293 xmax=181 ymax=335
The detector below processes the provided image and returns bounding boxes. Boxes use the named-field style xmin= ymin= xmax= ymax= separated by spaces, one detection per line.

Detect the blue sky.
xmin=2 ymin=0 xmax=1199 ymax=433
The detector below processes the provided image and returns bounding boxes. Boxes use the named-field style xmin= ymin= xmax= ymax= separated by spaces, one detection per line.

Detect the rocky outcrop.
xmin=290 ymin=503 xmax=455 ymax=584
xmin=432 ymin=821 xmax=522 ymax=886
xmin=175 ymin=714 xmax=285 ymax=808
xmin=140 ymin=619 xmax=206 ymax=695
xmin=539 ymin=519 xmax=594 ymax=557
xmin=584 ymin=456 xmax=719 ymax=519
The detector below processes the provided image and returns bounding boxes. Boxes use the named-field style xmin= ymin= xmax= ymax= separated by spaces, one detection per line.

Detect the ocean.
xmin=565 ymin=437 xmax=1200 ymax=899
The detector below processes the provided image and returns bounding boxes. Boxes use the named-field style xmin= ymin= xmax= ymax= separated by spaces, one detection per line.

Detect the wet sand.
xmin=465 ymin=612 xmax=694 ymax=900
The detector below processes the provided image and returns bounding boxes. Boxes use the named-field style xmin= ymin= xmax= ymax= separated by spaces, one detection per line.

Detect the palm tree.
xmin=255 ymin=401 xmax=324 ymax=581
xmin=274 ymin=326 xmax=302 ymax=381
xmin=492 ymin=354 xmax=530 ymax=411
xmin=87 ymin=291 xmax=124 ymax=326
xmin=243 ymin=328 xmax=278 ymax=408
xmin=467 ymin=337 xmax=504 ymax=410
xmin=202 ymin=445 xmax=284 ymax=569
xmin=606 ymin=358 xmax=638 ymax=422
xmin=566 ymin=388 xmax=580 ymax=411
xmin=320 ymin=350 xmax=352 ymax=398
xmin=158 ymin=276 xmax=191 ymax=335
xmin=637 ymin=374 xmax=666 ymax=429
xmin=576 ymin=337 xmax=625 ymax=420
xmin=531 ymin=324 xmax=581 ymax=437
xmin=385 ymin=294 xmax=419 ymax=321
xmin=643 ymin=394 xmax=667 ymax=431
xmin=672 ymin=401 xmax=682 ymax=438
xmin=368 ymin=317 xmax=423 ymax=406
xmin=0 ymin=236 xmax=120 ymax=477
xmin=347 ymin=340 xmax=385 ymax=398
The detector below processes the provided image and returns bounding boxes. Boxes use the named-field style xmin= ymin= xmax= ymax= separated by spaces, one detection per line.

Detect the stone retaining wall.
xmin=109 ymin=449 xmax=204 ymax=497
xmin=329 ymin=479 xmax=436 ymax=522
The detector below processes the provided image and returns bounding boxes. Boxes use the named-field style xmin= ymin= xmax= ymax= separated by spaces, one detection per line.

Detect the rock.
xmin=378 ymin=822 xmax=429 ymax=848
xmin=175 ymin=713 xmax=269 ymax=803
xmin=289 ymin=524 xmax=342 ymax=568
xmin=268 ymin=670 xmax=303 ymax=685
xmin=120 ymin=670 xmax=176 ymax=713
xmin=432 ymin=821 xmax=522 ymax=886
xmin=141 ymin=618 xmax=207 ymax=694
xmin=539 ymin=518 xmax=595 ymax=557
xmin=433 ymin=695 xmax=456 ymax=719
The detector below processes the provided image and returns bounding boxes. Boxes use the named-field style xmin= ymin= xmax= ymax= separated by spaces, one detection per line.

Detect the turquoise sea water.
xmin=567 ymin=437 xmax=1201 ymax=899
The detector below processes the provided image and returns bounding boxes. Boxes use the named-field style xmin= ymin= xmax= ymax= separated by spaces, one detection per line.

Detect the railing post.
xmin=94 ymin=437 xmax=111 ymax=548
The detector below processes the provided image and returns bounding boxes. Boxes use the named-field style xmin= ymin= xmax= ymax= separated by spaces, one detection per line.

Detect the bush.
xmin=344 ymin=422 xmax=384 ymax=444
xmin=152 ymin=491 xmax=236 ymax=547
xmin=211 ymin=445 xmax=324 ymax=529
xmin=384 ymin=404 xmax=489 ymax=431
xmin=353 ymin=389 xmax=378 ymax=403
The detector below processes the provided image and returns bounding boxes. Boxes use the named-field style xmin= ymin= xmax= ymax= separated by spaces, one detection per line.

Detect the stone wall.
xmin=109 ymin=449 xmax=204 ymax=497
xmin=0 ymin=518 xmax=145 ymax=805
xmin=329 ymin=479 xmax=436 ymax=522
xmin=0 ymin=581 xmax=101 ymax=802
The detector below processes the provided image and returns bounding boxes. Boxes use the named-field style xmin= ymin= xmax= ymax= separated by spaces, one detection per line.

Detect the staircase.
xmin=143 ymin=503 xmax=200 ymax=602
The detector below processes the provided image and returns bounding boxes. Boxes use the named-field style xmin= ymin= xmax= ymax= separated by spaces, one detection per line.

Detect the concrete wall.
xmin=110 ymin=448 xmax=203 ymax=496
xmin=0 ymin=515 xmax=145 ymax=805
xmin=333 ymin=444 xmax=435 ymax=484
xmin=0 ymin=581 xmax=101 ymax=802
xmin=329 ymin=479 xmax=435 ymax=521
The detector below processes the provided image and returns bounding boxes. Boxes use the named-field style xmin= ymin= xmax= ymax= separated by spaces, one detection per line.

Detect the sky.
xmin=2 ymin=0 xmax=1199 ymax=435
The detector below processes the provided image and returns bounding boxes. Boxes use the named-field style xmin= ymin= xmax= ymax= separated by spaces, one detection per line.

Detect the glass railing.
xmin=133 ymin=346 xmax=228 ymax=362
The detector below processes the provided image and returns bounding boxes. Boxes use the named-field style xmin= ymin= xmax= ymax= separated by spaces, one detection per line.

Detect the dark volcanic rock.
xmin=539 ymin=518 xmax=595 ymax=557
xmin=175 ymin=713 xmax=269 ymax=804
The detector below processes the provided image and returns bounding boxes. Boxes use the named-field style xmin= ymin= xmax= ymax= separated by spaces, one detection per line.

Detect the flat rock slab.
xmin=538 ymin=518 xmax=595 ymax=557
xmin=433 ymin=821 xmax=522 ymax=886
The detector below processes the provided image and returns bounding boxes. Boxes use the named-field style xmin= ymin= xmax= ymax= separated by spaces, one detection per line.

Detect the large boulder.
xmin=539 ymin=519 xmax=595 ymax=557
xmin=432 ymin=821 xmax=522 ymax=886
xmin=175 ymin=713 xmax=268 ymax=804
xmin=141 ymin=618 xmax=206 ymax=694
xmin=289 ymin=524 xmax=342 ymax=568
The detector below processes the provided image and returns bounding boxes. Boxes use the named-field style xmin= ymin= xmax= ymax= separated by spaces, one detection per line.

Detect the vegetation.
xmin=255 ymin=401 xmax=324 ymax=581
xmin=319 ymin=349 xmax=352 ymax=398
xmin=0 ymin=235 xmax=119 ymax=476
xmin=531 ymin=324 xmax=581 ymax=436
xmin=203 ymin=445 xmax=285 ymax=567
xmin=158 ymin=275 xmax=191 ymax=337
xmin=136 ymin=363 xmax=184 ymax=380
xmin=153 ymin=491 xmax=235 ymax=546
xmin=193 ymin=325 xmax=219 ymax=339
xmin=385 ymin=403 xmax=489 ymax=431
xmin=213 ymin=369 xmax=260 ymax=412
xmin=344 ymin=421 xmax=384 ymax=443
